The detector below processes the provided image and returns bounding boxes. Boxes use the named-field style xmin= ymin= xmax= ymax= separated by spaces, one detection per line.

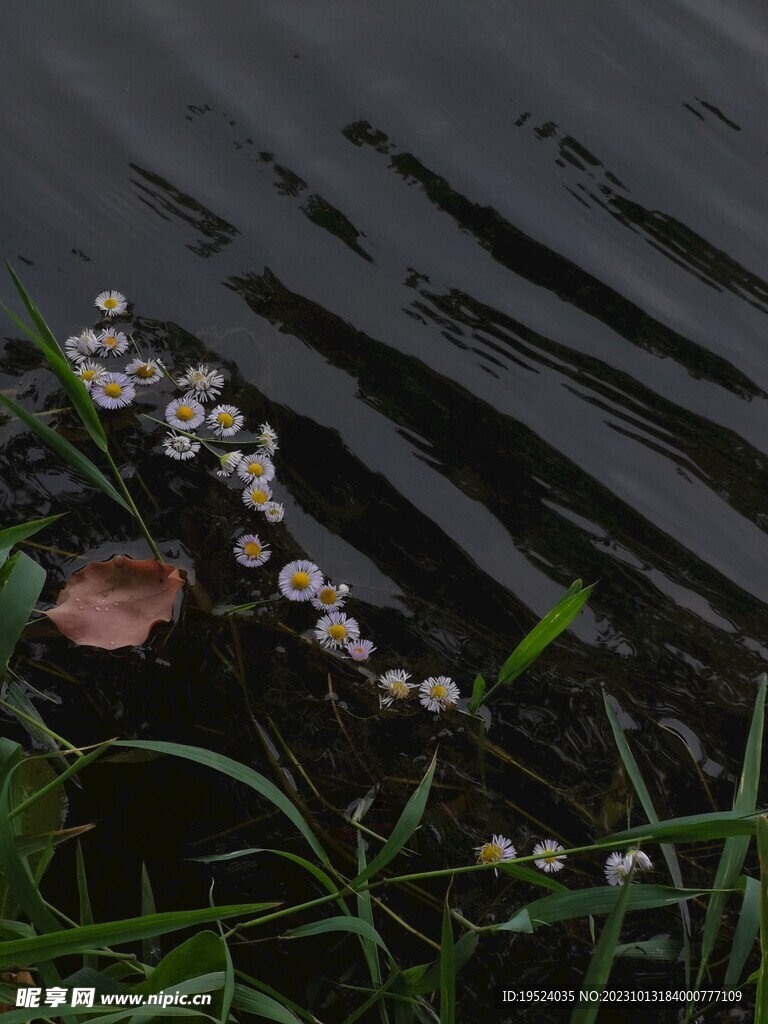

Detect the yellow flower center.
xmin=328 ymin=624 xmax=347 ymax=641
xmin=247 ymin=462 xmax=263 ymax=476
xmin=319 ymin=588 xmax=336 ymax=605
xmin=104 ymin=335 xmax=117 ymax=347
xmin=244 ymin=541 xmax=261 ymax=557
xmin=137 ymin=364 xmax=155 ymax=378
xmin=176 ymin=405 xmax=195 ymax=421
xmin=478 ymin=843 xmax=503 ymax=864
xmin=103 ymin=297 xmax=118 ymax=309
xmin=390 ymin=681 xmax=410 ymax=700
xmin=431 ymin=684 xmax=448 ymax=700
xmin=81 ymin=369 xmax=96 ymax=381
xmin=250 ymin=489 xmax=268 ymax=505
xmin=104 ymin=383 xmax=122 ymax=398
xmin=291 ymin=571 xmax=311 ymax=590
xmin=217 ymin=412 xmax=234 ymax=428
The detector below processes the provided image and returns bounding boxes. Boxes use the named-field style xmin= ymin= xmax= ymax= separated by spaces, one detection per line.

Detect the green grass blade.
xmin=571 ymin=865 xmax=635 ymax=1024
xmin=606 ymin=808 xmax=765 ymax=845
xmin=724 ymin=876 xmax=760 ymax=988
xmin=356 ymin=833 xmax=387 ymax=1024
xmin=140 ymin=862 xmax=159 ymax=966
xmin=0 ymin=551 xmax=45 ymax=671
xmin=118 ymin=740 xmax=328 ymax=865
xmin=191 ymin=847 xmax=344 ymax=906
xmin=468 ymin=674 xmax=485 ymax=713
xmin=496 ymin=861 xmax=570 ymax=893
xmin=75 ymin=842 xmax=96 ymax=971
xmin=496 ymin=885 xmax=706 ymax=930
xmin=481 ymin=580 xmax=593 ymax=706
xmin=756 ymin=816 xmax=768 ymax=1022
xmin=0 ymin=393 xmax=131 ymax=513
xmin=286 ymin=915 xmax=389 ymax=950
xmin=603 ymin=690 xmax=691 ymax=983
xmin=404 ymin=932 xmax=479 ymax=997
xmin=696 ymin=674 xmax=766 ymax=989
xmin=231 ymin=984 xmax=303 ymax=1024
xmin=233 ymin=970 xmax=315 ymax=1024
xmin=439 ymin=901 xmax=455 ymax=1024
xmin=0 ymin=514 xmax=65 ymax=567
xmin=352 ymin=752 xmax=436 ymax=886
xmin=5 ymin=263 xmax=108 ymax=452
xmin=0 ymin=903 xmax=279 ymax=969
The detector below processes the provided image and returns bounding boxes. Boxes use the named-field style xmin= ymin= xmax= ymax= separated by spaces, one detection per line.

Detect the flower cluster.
xmin=472 ymin=837 xmax=653 ymax=879
xmin=65 ymin=292 xmax=169 ymax=412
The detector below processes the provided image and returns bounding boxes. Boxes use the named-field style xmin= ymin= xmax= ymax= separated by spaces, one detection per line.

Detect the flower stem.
xmin=104 ymin=451 xmax=163 ymax=563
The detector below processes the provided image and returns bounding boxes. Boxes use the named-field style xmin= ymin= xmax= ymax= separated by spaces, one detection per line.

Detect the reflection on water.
xmin=2 ymin=0 xmax=768 ymax=1012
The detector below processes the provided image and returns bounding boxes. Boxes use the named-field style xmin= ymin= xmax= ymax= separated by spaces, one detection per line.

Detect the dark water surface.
xmin=3 ymin=1 xmax=768 ymax=1018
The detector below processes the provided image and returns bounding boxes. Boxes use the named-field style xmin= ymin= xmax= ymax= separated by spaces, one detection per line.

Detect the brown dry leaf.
xmin=44 ymin=555 xmax=185 ymax=649
xmin=0 ymin=973 xmax=35 ymax=1013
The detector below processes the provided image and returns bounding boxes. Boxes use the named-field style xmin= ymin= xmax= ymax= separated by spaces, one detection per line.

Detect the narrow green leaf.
xmin=75 ymin=842 xmax=95 ymax=971
xmin=603 ymin=691 xmax=691 ymax=984
xmin=118 ymin=740 xmax=328 ymax=865
xmin=0 ymin=551 xmax=45 ymax=671
xmin=286 ymin=915 xmax=389 ymax=949
xmin=231 ymin=983 xmax=304 ymax=1024
xmin=614 ymin=937 xmax=682 ymax=961
xmin=0 ymin=392 xmax=131 ymax=513
xmin=482 ymin=581 xmax=593 ymax=705
xmin=352 ymin=752 xmax=436 ymax=886
xmin=0 ymin=514 xmax=65 ymax=566
xmin=571 ymin=864 xmax=635 ymax=1024
xmin=439 ymin=901 xmax=455 ymax=1024
xmin=140 ymin=862 xmax=159 ymax=966
xmin=757 ymin=816 xmax=768 ymax=1022
xmin=355 ymin=833 xmax=385 ymax=1023
xmin=190 ymin=848 xmax=342 ymax=902
xmin=0 ymin=903 xmax=279 ymax=969
xmin=468 ymin=674 xmax=486 ymax=714
xmin=496 ymin=885 xmax=706 ymax=930
xmin=606 ymin=808 xmax=765 ymax=845
xmin=724 ymin=875 xmax=760 ymax=987
xmin=496 ymin=860 xmax=570 ymax=894
xmin=696 ymin=674 xmax=766 ymax=989
xmin=5 ymin=263 xmax=108 ymax=451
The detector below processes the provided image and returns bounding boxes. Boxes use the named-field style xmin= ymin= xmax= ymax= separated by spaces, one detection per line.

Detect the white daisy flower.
xmin=237 ymin=452 xmax=275 ymax=484
xmin=97 ymin=328 xmax=129 ymax=357
xmin=162 ymin=432 xmax=200 ymax=461
xmin=91 ymin=372 xmax=136 ymax=410
xmin=256 ymin=422 xmax=279 ymax=454
xmin=475 ymin=835 xmax=517 ymax=865
xmin=314 ymin=611 xmax=360 ymax=649
xmin=346 ymin=639 xmax=376 ymax=662
xmin=532 ymin=840 xmax=567 ymax=873
xmin=176 ymin=363 xmax=225 ymax=403
xmin=95 ymin=290 xmax=128 ymax=317
xmin=125 ymin=357 xmax=163 ymax=385
xmin=165 ymin=397 xmax=205 ymax=431
xmin=278 ymin=560 xmax=323 ymax=601
xmin=604 ymin=851 xmax=630 ymax=887
xmin=233 ymin=533 xmax=271 ymax=568
xmin=242 ymin=482 xmax=273 ymax=509
xmin=76 ymin=359 xmax=107 ymax=391
xmin=216 ymin=450 xmax=244 ymax=478
xmin=65 ymin=329 xmax=99 ymax=363
xmin=262 ymin=501 xmax=285 ymax=523
xmin=207 ymin=404 xmax=244 ymax=438
xmin=378 ymin=668 xmax=414 ymax=707
xmin=623 ymin=848 xmax=652 ymax=873
xmin=418 ymin=676 xmax=460 ymax=713
xmin=310 ymin=581 xmax=347 ymax=612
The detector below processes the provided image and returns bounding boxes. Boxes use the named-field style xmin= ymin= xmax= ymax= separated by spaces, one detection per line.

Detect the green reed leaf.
xmin=0 ymin=392 xmax=131 ymax=513
xmin=0 ymin=551 xmax=45 ymax=672
xmin=5 ymin=263 xmax=108 ymax=452
xmin=496 ymin=885 xmax=706 ymax=931
xmin=352 ymin=751 xmax=436 ymax=886
xmin=571 ymin=863 xmax=635 ymax=1024
xmin=724 ymin=875 xmax=760 ymax=988
xmin=439 ymin=900 xmax=455 ymax=1024
xmin=756 ymin=816 xmax=768 ymax=1021
xmin=0 ymin=515 xmax=65 ymax=568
